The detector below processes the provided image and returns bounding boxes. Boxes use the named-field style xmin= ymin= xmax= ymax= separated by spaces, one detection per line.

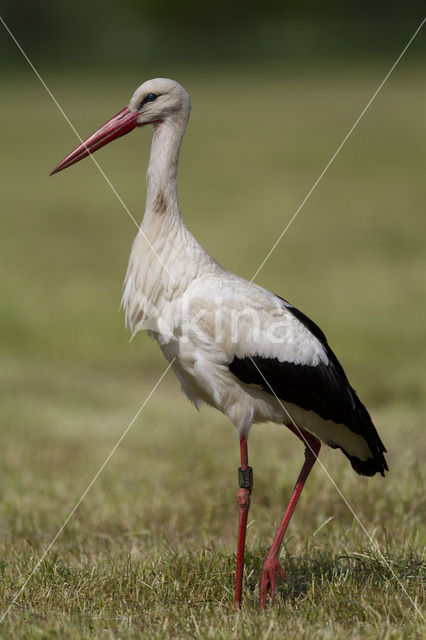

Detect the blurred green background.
xmin=0 ymin=4 xmax=425 ymax=637
xmin=1 ymin=1 xmax=426 ymax=66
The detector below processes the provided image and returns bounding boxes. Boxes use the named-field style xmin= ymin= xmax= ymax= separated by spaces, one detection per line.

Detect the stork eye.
xmin=138 ymin=93 xmax=158 ymax=109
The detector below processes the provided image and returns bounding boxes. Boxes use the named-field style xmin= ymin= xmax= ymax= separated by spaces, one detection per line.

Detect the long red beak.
xmin=50 ymin=107 xmax=139 ymax=175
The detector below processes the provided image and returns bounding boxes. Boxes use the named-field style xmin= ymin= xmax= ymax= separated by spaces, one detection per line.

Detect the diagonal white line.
xmin=0 ymin=358 xmax=175 ymax=623
xmin=0 ymin=15 xmax=174 ymax=282
xmin=250 ymin=17 xmax=426 ymax=283
xmin=249 ymin=357 xmax=425 ymax=621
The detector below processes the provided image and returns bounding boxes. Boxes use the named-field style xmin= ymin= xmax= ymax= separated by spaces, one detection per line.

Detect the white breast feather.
xmin=121 ymin=227 xmax=372 ymax=459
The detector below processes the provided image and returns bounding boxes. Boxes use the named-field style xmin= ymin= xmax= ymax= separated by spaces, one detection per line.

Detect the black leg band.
xmin=238 ymin=466 xmax=253 ymax=489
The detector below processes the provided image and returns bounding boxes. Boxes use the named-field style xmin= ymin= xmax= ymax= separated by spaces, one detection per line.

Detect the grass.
xmin=0 ymin=62 xmax=425 ymax=637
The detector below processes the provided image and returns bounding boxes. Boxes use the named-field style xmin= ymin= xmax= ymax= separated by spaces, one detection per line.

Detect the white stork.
xmin=51 ymin=78 xmax=388 ymax=608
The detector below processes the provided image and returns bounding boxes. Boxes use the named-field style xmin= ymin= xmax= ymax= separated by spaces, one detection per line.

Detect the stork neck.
xmin=144 ymin=119 xmax=185 ymax=224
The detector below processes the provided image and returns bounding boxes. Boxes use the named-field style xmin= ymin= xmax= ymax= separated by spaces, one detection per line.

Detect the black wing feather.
xmin=229 ymin=297 xmax=388 ymax=477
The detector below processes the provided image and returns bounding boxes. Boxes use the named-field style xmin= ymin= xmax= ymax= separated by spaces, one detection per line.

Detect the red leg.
xmin=234 ymin=435 xmax=253 ymax=610
xmin=259 ymin=426 xmax=321 ymax=607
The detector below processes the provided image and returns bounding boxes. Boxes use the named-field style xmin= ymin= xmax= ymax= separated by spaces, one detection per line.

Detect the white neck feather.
xmin=122 ymin=112 xmax=219 ymax=336
xmin=143 ymin=116 xmax=187 ymax=226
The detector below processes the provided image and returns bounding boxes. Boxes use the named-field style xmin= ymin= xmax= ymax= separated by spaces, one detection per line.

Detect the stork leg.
xmin=259 ymin=426 xmax=321 ymax=607
xmin=234 ymin=435 xmax=253 ymax=610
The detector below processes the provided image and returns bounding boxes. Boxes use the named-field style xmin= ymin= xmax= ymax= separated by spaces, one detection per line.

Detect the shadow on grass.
xmin=244 ymin=548 xmax=425 ymax=601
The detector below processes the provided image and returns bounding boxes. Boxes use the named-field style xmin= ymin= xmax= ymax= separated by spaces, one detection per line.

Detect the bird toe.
xmin=259 ymin=556 xmax=286 ymax=607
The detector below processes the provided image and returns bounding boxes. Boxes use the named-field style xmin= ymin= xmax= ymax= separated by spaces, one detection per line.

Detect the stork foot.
xmin=259 ymin=556 xmax=285 ymax=607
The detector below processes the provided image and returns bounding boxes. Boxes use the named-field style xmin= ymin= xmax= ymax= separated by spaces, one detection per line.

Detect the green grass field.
xmin=0 ymin=63 xmax=425 ymax=638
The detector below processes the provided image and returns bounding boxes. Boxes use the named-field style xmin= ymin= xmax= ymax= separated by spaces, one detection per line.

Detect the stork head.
xmin=50 ymin=78 xmax=191 ymax=175
xmin=130 ymin=78 xmax=191 ymax=126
